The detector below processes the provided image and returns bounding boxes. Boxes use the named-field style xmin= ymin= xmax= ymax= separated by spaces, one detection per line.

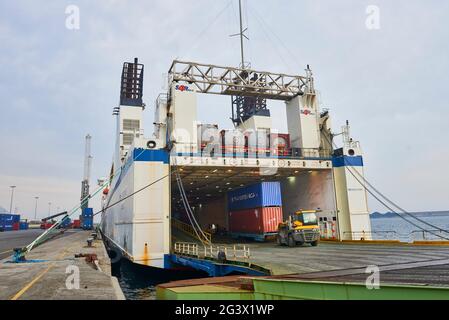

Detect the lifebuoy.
xmin=147 ymin=140 xmax=157 ymax=149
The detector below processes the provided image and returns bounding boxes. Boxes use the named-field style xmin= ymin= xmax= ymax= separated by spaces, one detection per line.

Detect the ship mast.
xmin=231 ymin=0 xmax=249 ymax=69
xmin=238 ymin=0 xmax=245 ymax=69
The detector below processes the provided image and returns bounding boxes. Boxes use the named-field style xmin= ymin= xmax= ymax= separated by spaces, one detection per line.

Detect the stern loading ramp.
xmin=158 ymin=242 xmax=449 ymax=300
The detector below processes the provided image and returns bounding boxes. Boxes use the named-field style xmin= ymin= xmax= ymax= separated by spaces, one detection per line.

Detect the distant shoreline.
xmin=371 ymin=211 xmax=449 ymax=219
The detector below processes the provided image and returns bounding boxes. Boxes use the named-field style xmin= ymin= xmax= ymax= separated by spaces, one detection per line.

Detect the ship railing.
xmin=202 ymin=244 xmax=251 ymax=262
xmin=171 ymin=219 xmax=212 ymax=244
xmin=344 ymin=230 xmax=449 ymax=243
xmin=409 ymin=230 xmax=449 ymax=242
xmin=173 ymin=242 xmax=199 ymax=257
xmin=192 ymin=147 xmax=332 ymax=160
xmin=173 ymin=242 xmax=251 ymax=263
xmin=343 ymin=231 xmax=398 ymax=241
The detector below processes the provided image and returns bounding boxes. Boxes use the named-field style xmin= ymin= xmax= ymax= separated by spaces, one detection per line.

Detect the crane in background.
xmin=80 ymin=134 xmax=92 ymax=210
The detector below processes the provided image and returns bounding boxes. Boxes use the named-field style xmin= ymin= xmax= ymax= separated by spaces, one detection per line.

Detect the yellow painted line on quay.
xmin=10 ymin=246 xmax=72 ymax=300
xmin=10 ymin=263 xmax=57 ymax=300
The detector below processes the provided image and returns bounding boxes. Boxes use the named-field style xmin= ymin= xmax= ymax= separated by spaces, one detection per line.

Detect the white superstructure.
xmin=332 ymin=123 xmax=372 ymax=240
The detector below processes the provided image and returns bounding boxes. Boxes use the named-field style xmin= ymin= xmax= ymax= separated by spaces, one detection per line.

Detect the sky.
xmin=0 ymin=0 xmax=448 ymax=220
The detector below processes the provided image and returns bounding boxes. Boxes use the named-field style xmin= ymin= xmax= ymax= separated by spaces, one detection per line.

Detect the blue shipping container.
xmin=227 ymin=182 xmax=282 ymax=211
xmin=0 ymin=223 xmax=14 ymax=231
xmin=0 ymin=214 xmax=20 ymax=223
xmin=82 ymin=217 xmax=93 ymax=230
xmin=60 ymin=217 xmax=72 ymax=228
xmin=82 ymin=208 xmax=93 ymax=217
xmin=19 ymin=222 xmax=29 ymax=230
xmin=0 ymin=214 xmax=14 ymax=222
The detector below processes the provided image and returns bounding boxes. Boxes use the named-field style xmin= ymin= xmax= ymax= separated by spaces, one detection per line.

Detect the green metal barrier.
xmin=252 ymin=278 xmax=449 ymax=300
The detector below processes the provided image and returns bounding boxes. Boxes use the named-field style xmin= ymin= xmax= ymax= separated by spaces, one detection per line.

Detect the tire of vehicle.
xmin=276 ymin=235 xmax=283 ymax=246
xmin=311 ymin=240 xmax=319 ymax=247
xmin=288 ymin=234 xmax=296 ymax=247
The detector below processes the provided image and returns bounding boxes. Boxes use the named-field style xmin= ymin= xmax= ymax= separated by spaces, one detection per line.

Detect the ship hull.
xmin=101 ymin=148 xmax=171 ymax=268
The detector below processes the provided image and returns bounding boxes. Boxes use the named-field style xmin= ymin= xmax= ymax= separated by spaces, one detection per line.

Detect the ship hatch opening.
xmin=170 ymin=165 xmax=336 ymax=243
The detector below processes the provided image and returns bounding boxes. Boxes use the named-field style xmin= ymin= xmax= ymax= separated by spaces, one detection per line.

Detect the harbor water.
xmin=112 ymin=259 xmax=208 ymax=300
xmin=370 ymin=214 xmax=449 ymax=242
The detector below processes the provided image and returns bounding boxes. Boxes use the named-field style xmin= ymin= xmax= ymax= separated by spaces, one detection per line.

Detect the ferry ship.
xmin=100 ymin=57 xmax=372 ymax=269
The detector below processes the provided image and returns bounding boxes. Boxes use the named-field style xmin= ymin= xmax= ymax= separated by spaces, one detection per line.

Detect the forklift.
xmin=277 ymin=210 xmax=321 ymax=247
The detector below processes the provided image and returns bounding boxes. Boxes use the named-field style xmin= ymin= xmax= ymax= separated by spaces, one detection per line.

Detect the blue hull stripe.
xmin=110 ymin=149 xmax=169 ymax=198
xmin=332 ymin=156 xmax=363 ymax=167
xmin=134 ymin=148 xmax=169 ymax=164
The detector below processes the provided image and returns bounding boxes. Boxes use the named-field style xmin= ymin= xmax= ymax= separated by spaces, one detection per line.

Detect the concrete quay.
xmin=0 ymin=229 xmax=124 ymax=300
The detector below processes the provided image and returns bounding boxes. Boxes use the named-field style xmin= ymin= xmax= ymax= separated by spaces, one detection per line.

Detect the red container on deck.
xmin=229 ymin=207 xmax=283 ymax=234
xmin=73 ymin=219 xmax=81 ymax=229
xmin=12 ymin=222 xmax=20 ymax=231
xmin=270 ymin=133 xmax=291 ymax=156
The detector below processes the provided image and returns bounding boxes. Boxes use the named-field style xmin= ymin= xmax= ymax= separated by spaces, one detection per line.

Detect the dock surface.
xmin=174 ymin=231 xmax=449 ymax=276
xmin=244 ymin=241 xmax=449 ymax=275
xmin=159 ymin=241 xmax=449 ymax=300
xmin=0 ymin=229 xmax=124 ymax=300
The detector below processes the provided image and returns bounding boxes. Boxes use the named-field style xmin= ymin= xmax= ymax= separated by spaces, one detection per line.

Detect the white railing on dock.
xmin=173 ymin=242 xmax=251 ymax=263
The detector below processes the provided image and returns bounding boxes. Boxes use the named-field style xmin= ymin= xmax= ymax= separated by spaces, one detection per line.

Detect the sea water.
xmin=370 ymin=214 xmax=449 ymax=242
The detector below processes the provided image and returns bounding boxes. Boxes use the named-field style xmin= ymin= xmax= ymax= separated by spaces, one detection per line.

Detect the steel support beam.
xmin=168 ymin=60 xmax=313 ymax=101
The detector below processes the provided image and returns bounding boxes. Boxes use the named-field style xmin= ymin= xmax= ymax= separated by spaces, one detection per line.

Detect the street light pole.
xmin=34 ymin=197 xmax=39 ymax=220
xmin=9 ymin=186 xmax=16 ymax=214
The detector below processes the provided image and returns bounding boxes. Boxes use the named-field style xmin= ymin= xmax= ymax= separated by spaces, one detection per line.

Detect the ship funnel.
xmin=120 ymin=58 xmax=144 ymax=107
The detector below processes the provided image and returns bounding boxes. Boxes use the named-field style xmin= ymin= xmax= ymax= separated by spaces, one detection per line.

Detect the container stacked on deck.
xmin=246 ymin=129 xmax=271 ymax=157
xmin=0 ymin=214 xmax=20 ymax=232
xmin=197 ymin=124 xmax=220 ymax=157
xmin=270 ymin=133 xmax=291 ymax=156
xmin=227 ymin=182 xmax=283 ymax=241
xmin=219 ymin=129 xmax=291 ymax=159
xmin=220 ymin=129 xmax=247 ymax=158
